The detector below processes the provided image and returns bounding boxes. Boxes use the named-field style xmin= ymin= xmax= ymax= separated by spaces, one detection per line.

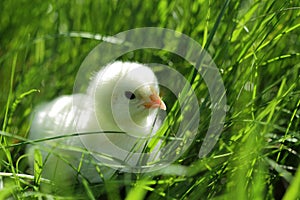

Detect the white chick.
xmin=27 ymin=61 xmax=166 ymax=187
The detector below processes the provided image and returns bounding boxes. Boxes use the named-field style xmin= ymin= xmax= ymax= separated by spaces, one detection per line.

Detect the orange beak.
xmin=143 ymin=93 xmax=166 ymax=110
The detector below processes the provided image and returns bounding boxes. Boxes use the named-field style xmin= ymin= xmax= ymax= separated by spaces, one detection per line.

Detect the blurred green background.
xmin=1 ymin=0 xmax=300 ymax=199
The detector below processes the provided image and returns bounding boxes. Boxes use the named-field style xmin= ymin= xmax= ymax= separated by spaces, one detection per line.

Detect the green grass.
xmin=1 ymin=0 xmax=300 ymax=199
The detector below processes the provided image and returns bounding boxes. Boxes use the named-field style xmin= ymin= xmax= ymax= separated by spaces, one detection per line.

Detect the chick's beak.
xmin=143 ymin=93 xmax=166 ymax=110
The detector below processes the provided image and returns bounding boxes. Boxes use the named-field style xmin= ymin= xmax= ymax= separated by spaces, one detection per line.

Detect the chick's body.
xmin=27 ymin=62 xmax=165 ymax=185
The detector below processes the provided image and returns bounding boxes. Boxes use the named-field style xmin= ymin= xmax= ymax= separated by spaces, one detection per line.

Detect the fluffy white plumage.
xmin=27 ymin=61 xmax=166 ymax=185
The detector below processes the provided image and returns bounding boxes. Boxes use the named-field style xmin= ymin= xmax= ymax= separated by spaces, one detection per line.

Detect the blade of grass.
xmin=283 ymin=164 xmax=300 ymax=200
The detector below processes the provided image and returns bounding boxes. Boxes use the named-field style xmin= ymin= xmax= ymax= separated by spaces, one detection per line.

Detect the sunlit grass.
xmin=1 ymin=0 xmax=300 ymax=199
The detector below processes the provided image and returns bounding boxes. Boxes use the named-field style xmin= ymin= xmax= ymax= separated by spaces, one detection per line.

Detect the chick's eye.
xmin=124 ymin=91 xmax=136 ymax=100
